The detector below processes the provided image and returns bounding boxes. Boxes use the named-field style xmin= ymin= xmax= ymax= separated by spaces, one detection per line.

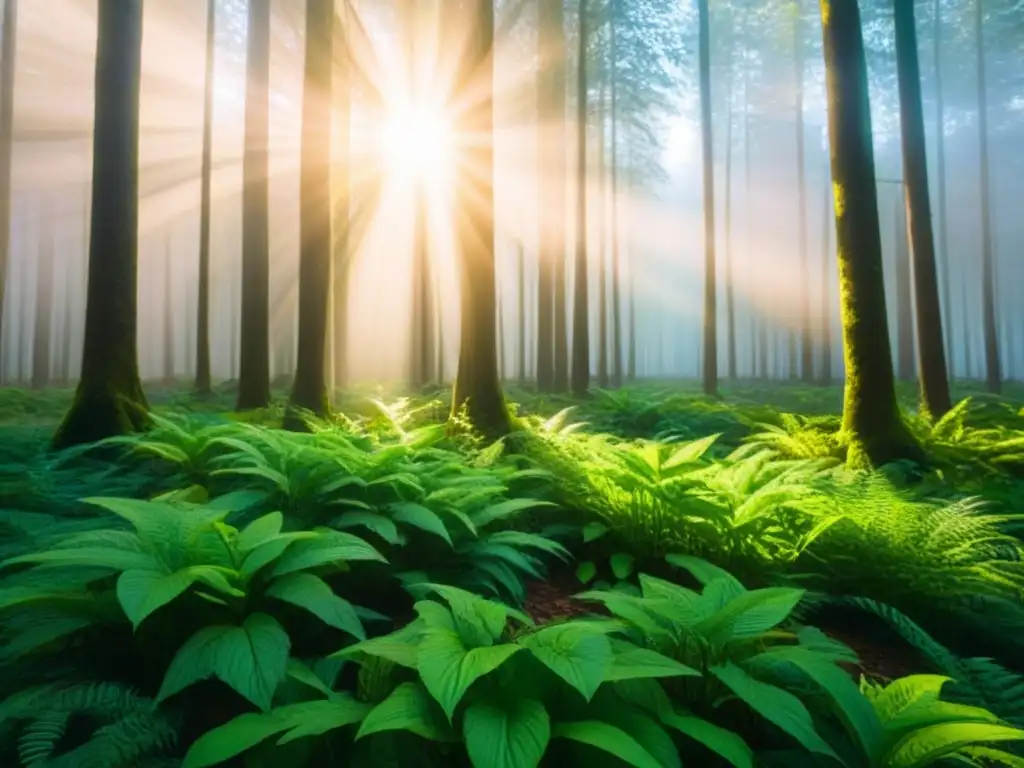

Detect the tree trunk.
xmin=331 ymin=6 xmax=351 ymax=392
xmin=288 ymin=0 xmax=334 ymax=422
xmin=932 ymin=0 xmax=953 ymax=381
xmin=236 ymin=0 xmax=272 ymax=410
xmin=31 ymin=209 xmax=52 ymax=390
xmin=194 ymin=0 xmax=215 ymax=395
xmin=596 ymin=80 xmax=608 ymax=390
xmin=893 ymin=196 xmax=914 ymax=381
xmin=517 ymin=241 xmax=526 ymax=383
xmin=820 ymin=179 xmax=832 ymax=383
xmin=974 ymin=0 xmax=1000 ymax=394
xmin=570 ymin=0 xmax=590 ymax=398
xmin=609 ymin=0 xmax=623 ymax=389
xmin=723 ymin=16 xmax=736 ymax=382
xmin=450 ymin=0 xmax=509 ymax=436
xmin=818 ymin=0 xmax=919 ymax=468
xmin=53 ymin=0 xmax=149 ymax=449
xmin=894 ymin=0 xmax=950 ymax=417
xmin=163 ymin=235 xmax=175 ymax=385
xmin=795 ymin=1 xmax=813 ymax=382
xmin=697 ymin=0 xmax=717 ymax=396
xmin=0 ymin=0 xmax=15 ymax=381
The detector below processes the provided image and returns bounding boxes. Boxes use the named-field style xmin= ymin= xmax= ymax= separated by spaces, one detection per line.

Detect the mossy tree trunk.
xmin=288 ymin=0 xmax=334 ymax=423
xmin=449 ymin=0 xmax=510 ymax=438
xmin=899 ymin=56 xmax=951 ymax=409
xmin=236 ymin=0 xmax=271 ymax=410
xmin=569 ymin=0 xmax=590 ymax=399
xmin=194 ymin=0 xmax=215 ymax=396
xmin=698 ymin=0 xmax=717 ymax=397
xmin=818 ymin=0 xmax=920 ymax=469
xmin=820 ymin=179 xmax=832 ymax=383
xmin=53 ymin=0 xmax=149 ymax=449
xmin=31 ymin=209 xmax=52 ymax=390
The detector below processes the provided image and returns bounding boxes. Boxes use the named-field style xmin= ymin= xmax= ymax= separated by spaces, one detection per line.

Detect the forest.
xmin=0 ymin=0 xmax=1023 ymax=765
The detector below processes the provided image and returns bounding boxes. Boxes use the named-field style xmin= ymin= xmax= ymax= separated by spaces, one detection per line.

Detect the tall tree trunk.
xmin=163 ymin=235 xmax=175 ymax=385
xmin=288 ymin=0 xmax=334 ymax=421
xmin=609 ymin=0 xmax=623 ymax=389
xmin=517 ymin=241 xmax=526 ymax=383
xmin=974 ymin=0 xmax=999 ymax=394
xmin=697 ymin=0 xmax=717 ymax=396
xmin=236 ymin=0 xmax=271 ymax=410
xmin=820 ymin=179 xmax=832 ymax=383
xmin=795 ymin=0 xmax=813 ymax=382
xmin=450 ymin=0 xmax=509 ymax=436
xmin=894 ymin=0 xmax=950 ymax=417
xmin=723 ymin=16 xmax=736 ymax=382
xmin=596 ymin=80 xmax=608 ymax=390
xmin=31 ymin=209 xmax=52 ymax=390
xmin=332 ymin=4 xmax=350 ymax=391
xmin=53 ymin=0 xmax=149 ymax=448
xmin=961 ymin=272 xmax=971 ymax=379
xmin=932 ymin=0 xmax=952 ymax=380
xmin=0 ymin=0 xmax=15 ymax=381
xmin=194 ymin=0 xmax=215 ymax=395
xmin=893 ymin=196 xmax=914 ymax=381
xmin=818 ymin=0 xmax=919 ymax=468
xmin=570 ymin=0 xmax=590 ymax=398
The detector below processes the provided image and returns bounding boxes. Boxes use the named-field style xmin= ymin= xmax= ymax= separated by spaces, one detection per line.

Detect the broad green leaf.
xmin=356 ymin=682 xmax=453 ymax=742
xmin=416 ymin=583 xmax=508 ymax=645
xmin=612 ymin=679 xmax=674 ymax=718
xmin=117 ymin=566 xmax=238 ymax=629
xmin=285 ymin=659 xmax=336 ymax=698
xmin=599 ymin=709 xmax=681 ymax=768
xmin=463 ymin=698 xmax=550 ymax=768
xmin=183 ymin=698 xmax=369 ymax=768
xmin=238 ymin=513 xmax=284 ymax=552
xmin=666 ymin=555 xmax=745 ymax=593
xmin=265 ymin=572 xmax=365 ymax=639
xmin=660 ymin=711 xmax=753 ymax=768
xmin=610 ymin=553 xmax=635 ymax=580
xmin=239 ymin=532 xmax=318 ymax=578
xmin=662 ymin=434 xmax=718 ymax=468
xmin=2 ymin=547 xmax=158 ymax=573
xmin=870 ymin=675 xmax=952 ymax=724
xmin=605 ymin=639 xmax=700 ymax=682
xmin=517 ymin=623 xmax=612 ymax=701
xmin=582 ymin=522 xmax=609 ymax=543
xmin=270 ymin=532 xmax=387 ymax=577
xmin=471 ymin=498 xmax=555 ymax=530
xmin=334 ymin=621 xmax=423 ymax=669
xmin=576 ymin=561 xmax=597 ymax=584
xmin=390 ymin=502 xmax=453 ymax=547
xmin=417 ymin=627 xmax=522 ymax=720
xmin=334 ymin=511 xmax=402 ymax=544
xmin=710 ymin=662 xmax=835 ymax=759
xmin=700 ymin=587 xmax=806 ymax=640
xmin=551 ymin=720 xmax=662 ymax=768
xmin=158 ymin=613 xmax=290 ymax=711
xmin=886 ymin=722 xmax=1024 ymax=768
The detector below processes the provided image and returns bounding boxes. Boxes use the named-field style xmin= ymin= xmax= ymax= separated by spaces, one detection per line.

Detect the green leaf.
xmin=700 ymin=587 xmax=805 ymax=639
xmin=576 ymin=561 xmax=597 ymax=584
xmin=183 ymin=698 xmax=370 ymax=768
xmin=2 ymin=547 xmax=158 ymax=573
xmin=238 ymin=513 xmax=284 ymax=552
xmin=610 ymin=553 xmax=635 ymax=580
xmin=471 ymin=498 xmax=555 ymax=530
xmin=662 ymin=434 xmax=718 ymax=468
xmin=239 ymin=532 xmax=318 ymax=578
xmin=551 ymin=720 xmax=663 ymax=768
xmin=265 ymin=572 xmax=366 ymax=640
xmin=158 ymin=613 xmax=291 ymax=711
xmin=334 ymin=511 xmax=402 ymax=545
xmin=710 ymin=662 xmax=835 ymax=759
xmin=463 ymin=698 xmax=551 ymax=768
xmin=390 ymin=502 xmax=453 ymax=546
xmin=417 ymin=627 xmax=522 ymax=720
xmin=886 ymin=722 xmax=1024 ymax=768
xmin=582 ymin=522 xmax=609 ymax=543
xmin=659 ymin=711 xmax=754 ymax=768
xmin=356 ymin=682 xmax=452 ymax=742
xmin=336 ymin=621 xmax=423 ymax=668
xmin=117 ymin=566 xmax=237 ymax=629
xmin=270 ymin=532 xmax=387 ymax=577
xmin=604 ymin=639 xmax=700 ymax=682
xmin=665 ymin=555 xmax=745 ymax=592
xmin=285 ymin=659 xmax=337 ymax=698
xmin=517 ymin=623 xmax=612 ymax=701
xmin=415 ymin=583 xmax=508 ymax=645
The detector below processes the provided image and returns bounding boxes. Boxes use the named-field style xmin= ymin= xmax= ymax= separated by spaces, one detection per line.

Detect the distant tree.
xmin=288 ymin=0 xmax=334 ymax=421
xmin=237 ymin=0 xmax=272 ymax=411
xmin=931 ymin=0 xmax=952 ymax=373
xmin=0 ymin=0 xmax=15 ymax=382
xmin=194 ymin=0 xmax=215 ymax=396
xmin=819 ymin=180 xmax=832 ymax=383
xmin=450 ymin=0 xmax=510 ymax=436
xmin=331 ymin=5 xmax=351 ymax=391
xmin=794 ymin=0 xmax=813 ymax=382
xmin=819 ymin=0 xmax=920 ymax=468
xmin=893 ymin=0 xmax=950 ymax=417
xmin=163 ymin=235 xmax=175 ymax=385
xmin=697 ymin=0 xmax=717 ymax=397
xmin=609 ymin=0 xmax=624 ymax=389
xmin=517 ymin=241 xmax=527 ymax=383
xmin=53 ymin=0 xmax=149 ymax=449
xmin=31 ymin=210 xmax=52 ymax=390
xmin=596 ymin=78 xmax=608 ymax=390
xmin=892 ymin=195 xmax=914 ymax=382
xmin=570 ymin=0 xmax=590 ymax=398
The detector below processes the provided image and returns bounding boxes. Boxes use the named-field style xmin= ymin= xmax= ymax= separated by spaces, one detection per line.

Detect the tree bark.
xmin=288 ymin=0 xmax=334 ymax=422
xmin=570 ymin=0 xmax=590 ymax=398
xmin=818 ymin=0 xmax=920 ymax=468
xmin=53 ymin=0 xmax=149 ymax=449
xmin=194 ymin=0 xmax=215 ymax=395
xmin=820 ymin=179 xmax=832 ymax=383
xmin=894 ymin=0 xmax=950 ymax=417
xmin=697 ymin=0 xmax=717 ymax=396
xmin=450 ymin=0 xmax=510 ymax=436
xmin=236 ymin=0 xmax=272 ymax=410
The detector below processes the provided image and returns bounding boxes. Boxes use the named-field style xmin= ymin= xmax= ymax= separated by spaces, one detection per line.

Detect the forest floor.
xmin=1 ymin=378 xmax=1024 ymax=766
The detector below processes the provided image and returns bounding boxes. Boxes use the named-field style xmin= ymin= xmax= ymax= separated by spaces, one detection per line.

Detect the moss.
xmin=52 ymin=384 xmax=150 ymax=451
